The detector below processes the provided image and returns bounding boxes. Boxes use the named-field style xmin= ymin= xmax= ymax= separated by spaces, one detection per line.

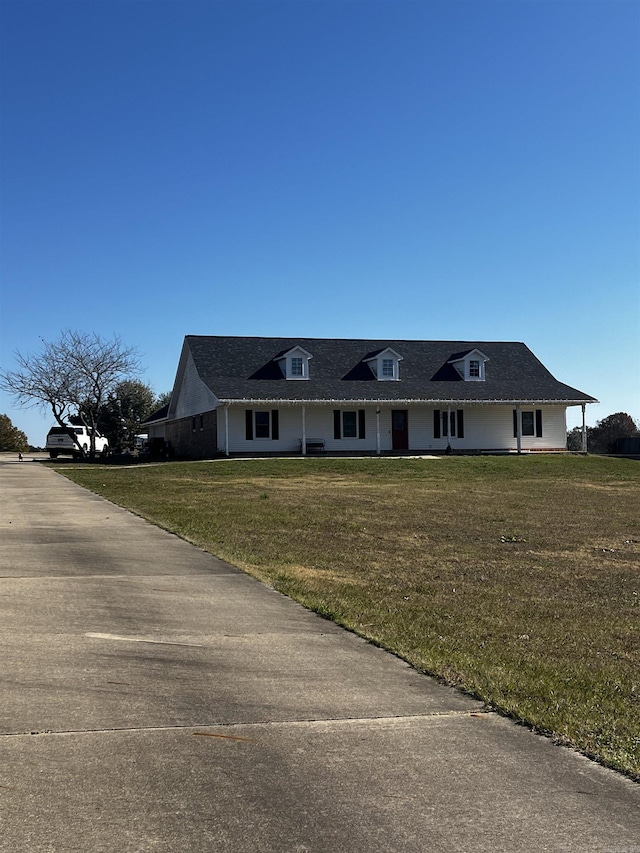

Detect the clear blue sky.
xmin=1 ymin=0 xmax=638 ymax=446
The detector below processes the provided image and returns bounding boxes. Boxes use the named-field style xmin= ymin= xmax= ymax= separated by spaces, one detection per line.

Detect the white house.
xmin=150 ymin=336 xmax=597 ymax=458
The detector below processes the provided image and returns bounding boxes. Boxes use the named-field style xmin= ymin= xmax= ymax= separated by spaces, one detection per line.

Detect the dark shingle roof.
xmin=142 ymin=403 xmax=169 ymax=423
xmin=184 ymin=336 xmax=596 ymax=404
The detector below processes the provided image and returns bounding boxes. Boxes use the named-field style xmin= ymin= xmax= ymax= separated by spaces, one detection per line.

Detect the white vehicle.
xmin=46 ymin=425 xmax=109 ymax=459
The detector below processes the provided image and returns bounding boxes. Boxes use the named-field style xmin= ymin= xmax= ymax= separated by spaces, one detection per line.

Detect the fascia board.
xmin=363 ymin=347 xmax=403 ymax=362
xmin=447 ymin=348 xmax=490 ymax=364
xmin=166 ymin=340 xmax=191 ymax=419
xmin=217 ymin=398 xmax=599 ymax=406
xmin=275 ymin=345 xmax=314 ymax=361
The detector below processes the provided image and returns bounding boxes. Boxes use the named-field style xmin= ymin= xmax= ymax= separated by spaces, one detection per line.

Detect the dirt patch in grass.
xmin=58 ymin=455 xmax=640 ymax=779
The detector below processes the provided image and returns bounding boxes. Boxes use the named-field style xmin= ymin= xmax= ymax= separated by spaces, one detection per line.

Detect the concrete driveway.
xmin=1 ymin=458 xmax=638 ymax=852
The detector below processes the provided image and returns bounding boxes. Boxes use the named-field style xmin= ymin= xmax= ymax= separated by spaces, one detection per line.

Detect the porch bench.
xmin=301 ymin=439 xmax=325 ymax=454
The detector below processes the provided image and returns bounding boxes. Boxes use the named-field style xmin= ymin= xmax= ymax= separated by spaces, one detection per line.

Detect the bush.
xmin=0 ymin=414 xmax=29 ymax=452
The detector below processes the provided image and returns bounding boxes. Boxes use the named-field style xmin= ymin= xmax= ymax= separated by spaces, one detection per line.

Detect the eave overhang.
xmin=217 ymin=398 xmax=598 ymax=406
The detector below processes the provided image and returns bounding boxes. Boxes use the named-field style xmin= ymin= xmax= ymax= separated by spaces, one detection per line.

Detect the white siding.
xmin=220 ymin=405 xmax=380 ymax=454
xmin=379 ymin=405 xmax=566 ymax=451
xmin=406 ymin=407 xmax=431 ymax=450
xmin=428 ymin=405 xmax=567 ymax=451
xmin=217 ymin=403 xmax=569 ymax=454
xmin=460 ymin=405 xmax=567 ymax=450
xmin=174 ymin=351 xmax=218 ymax=419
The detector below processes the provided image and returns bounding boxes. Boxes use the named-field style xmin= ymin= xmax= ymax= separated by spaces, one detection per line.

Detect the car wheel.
xmin=49 ymin=451 xmax=58 ymax=459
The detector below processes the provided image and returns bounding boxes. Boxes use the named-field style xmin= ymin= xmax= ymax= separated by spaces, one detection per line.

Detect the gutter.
xmin=218 ymin=398 xmax=598 ymax=406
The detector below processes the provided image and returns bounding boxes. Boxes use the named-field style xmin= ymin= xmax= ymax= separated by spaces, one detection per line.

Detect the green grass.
xmin=55 ymin=454 xmax=640 ymax=779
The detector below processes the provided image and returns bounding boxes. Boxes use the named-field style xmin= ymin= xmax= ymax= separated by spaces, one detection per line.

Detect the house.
xmin=153 ymin=336 xmax=597 ymax=458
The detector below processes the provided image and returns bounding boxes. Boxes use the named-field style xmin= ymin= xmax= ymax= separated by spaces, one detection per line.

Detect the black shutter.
xmin=513 ymin=409 xmax=518 ymax=438
xmin=245 ymin=410 xmax=253 ymax=441
xmin=433 ymin=409 xmax=441 ymax=439
xmin=334 ymin=410 xmax=341 ymax=440
xmin=457 ymin=410 xmax=464 ymax=439
xmin=358 ymin=409 xmax=366 ymax=439
xmin=535 ymin=409 xmax=543 ymax=438
xmin=271 ymin=410 xmax=279 ymax=440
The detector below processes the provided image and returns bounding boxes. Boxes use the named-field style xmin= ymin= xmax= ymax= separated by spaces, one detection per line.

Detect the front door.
xmin=392 ymin=410 xmax=409 ymax=450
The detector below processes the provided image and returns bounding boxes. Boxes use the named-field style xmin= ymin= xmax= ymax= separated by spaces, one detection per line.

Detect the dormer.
xmin=275 ymin=346 xmax=313 ymax=380
xmin=448 ymin=348 xmax=489 ymax=381
xmin=364 ymin=347 xmax=403 ymax=381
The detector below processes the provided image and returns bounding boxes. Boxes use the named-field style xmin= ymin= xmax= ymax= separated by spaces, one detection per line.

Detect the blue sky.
xmin=1 ymin=0 xmax=638 ymax=445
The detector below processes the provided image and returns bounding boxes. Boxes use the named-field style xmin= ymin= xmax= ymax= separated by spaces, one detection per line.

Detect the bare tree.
xmin=0 ymin=331 xmax=141 ymax=457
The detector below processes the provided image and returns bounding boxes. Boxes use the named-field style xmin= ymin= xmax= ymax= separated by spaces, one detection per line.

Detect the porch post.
xmin=516 ymin=404 xmax=522 ymax=454
xmin=581 ymin=403 xmax=587 ymax=453
xmin=447 ymin=406 xmax=452 ymax=449
xmin=376 ymin=408 xmax=381 ymax=456
xmin=224 ymin=405 xmax=229 ymax=456
xmin=301 ymin=405 xmax=306 ymax=456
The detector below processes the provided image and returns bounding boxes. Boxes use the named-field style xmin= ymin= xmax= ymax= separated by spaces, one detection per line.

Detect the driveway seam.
xmin=0 ymin=709 xmax=492 ymax=738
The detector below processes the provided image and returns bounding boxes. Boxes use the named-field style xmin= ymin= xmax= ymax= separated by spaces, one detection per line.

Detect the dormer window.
xmin=447 ymin=348 xmax=489 ymax=381
xmin=364 ymin=347 xmax=402 ymax=381
xmin=276 ymin=346 xmax=313 ymax=380
xmin=382 ymin=358 xmax=395 ymax=378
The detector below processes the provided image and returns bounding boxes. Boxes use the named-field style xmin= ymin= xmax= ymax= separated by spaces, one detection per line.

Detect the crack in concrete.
xmin=1 ymin=709 xmax=492 ymax=739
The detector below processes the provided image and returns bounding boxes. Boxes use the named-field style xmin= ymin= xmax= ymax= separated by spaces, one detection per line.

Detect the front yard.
xmin=58 ymin=454 xmax=640 ymax=779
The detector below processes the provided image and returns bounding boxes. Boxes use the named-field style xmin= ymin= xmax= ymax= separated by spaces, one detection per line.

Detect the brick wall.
xmin=165 ymin=411 xmax=218 ymax=459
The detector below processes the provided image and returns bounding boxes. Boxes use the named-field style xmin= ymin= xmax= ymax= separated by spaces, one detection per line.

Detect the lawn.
xmin=57 ymin=454 xmax=640 ymax=779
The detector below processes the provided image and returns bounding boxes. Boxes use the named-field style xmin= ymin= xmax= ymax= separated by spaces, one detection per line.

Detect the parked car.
xmin=46 ymin=425 xmax=109 ymax=459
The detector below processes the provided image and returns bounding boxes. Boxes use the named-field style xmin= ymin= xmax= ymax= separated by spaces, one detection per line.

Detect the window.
xmin=447 ymin=350 xmax=488 ymax=381
xmin=342 ymin=411 xmax=357 ymax=437
xmin=245 ymin=410 xmax=280 ymax=441
xmin=365 ymin=348 xmax=402 ymax=380
xmin=382 ymin=358 xmax=394 ymax=378
xmin=255 ymin=411 xmax=270 ymax=438
xmin=513 ymin=409 xmax=543 ymax=438
xmin=333 ymin=409 xmax=366 ymax=440
xmin=433 ymin=410 xmax=464 ymax=439
xmin=278 ymin=347 xmax=312 ymax=379
xmin=521 ymin=411 xmax=534 ymax=436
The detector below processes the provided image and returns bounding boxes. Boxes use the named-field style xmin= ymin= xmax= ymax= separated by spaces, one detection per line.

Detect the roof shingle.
xmin=184 ymin=336 xmax=596 ymax=404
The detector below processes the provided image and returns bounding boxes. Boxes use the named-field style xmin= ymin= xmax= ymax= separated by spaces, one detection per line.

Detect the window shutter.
xmin=535 ymin=409 xmax=543 ymax=438
xmin=358 ymin=409 xmax=366 ymax=439
xmin=433 ymin=410 xmax=441 ymax=439
xmin=457 ymin=410 xmax=464 ymax=439
xmin=271 ymin=410 xmax=279 ymax=441
xmin=245 ymin=410 xmax=253 ymax=441
xmin=334 ymin=410 xmax=341 ymax=440
xmin=513 ymin=409 xmax=518 ymax=438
